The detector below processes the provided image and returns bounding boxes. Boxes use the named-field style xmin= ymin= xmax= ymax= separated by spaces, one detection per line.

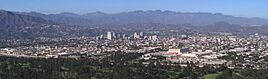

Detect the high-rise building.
xmin=152 ymin=35 xmax=158 ymax=41
xmin=134 ymin=32 xmax=140 ymax=39
xmin=140 ymin=32 xmax=143 ymax=37
xmin=107 ymin=32 xmax=112 ymax=40
xmin=100 ymin=35 xmax=103 ymax=39
xmin=112 ymin=32 xmax=116 ymax=39
xmin=122 ymin=34 xmax=126 ymax=39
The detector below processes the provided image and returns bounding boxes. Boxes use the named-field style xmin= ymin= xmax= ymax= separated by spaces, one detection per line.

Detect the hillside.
xmin=0 ymin=10 xmax=74 ymax=39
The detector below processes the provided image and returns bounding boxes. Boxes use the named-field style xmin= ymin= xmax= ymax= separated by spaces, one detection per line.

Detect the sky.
xmin=0 ymin=0 xmax=267 ymax=18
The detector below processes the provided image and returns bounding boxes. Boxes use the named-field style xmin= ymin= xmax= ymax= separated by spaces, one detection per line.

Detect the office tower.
xmin=134 ymin=32 xmax=140 ymax=39
xmin=107 ymin=32 xmax=112 ymax=40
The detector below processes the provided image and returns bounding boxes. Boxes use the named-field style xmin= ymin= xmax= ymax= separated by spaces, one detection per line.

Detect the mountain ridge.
xmin=2 ymin=9 xmax=268 ymax=39
xmin=17 ymin=10 xmax=268 ymax=27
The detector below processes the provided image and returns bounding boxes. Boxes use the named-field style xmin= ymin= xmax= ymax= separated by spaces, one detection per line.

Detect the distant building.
xmin=165 ymin=49 xmax=181 ymax=55
xmin=140 ymin=32 xmax=144 ymax=37
xmin=152 ymin=35 xmax=158 ymax=41
xmin=181 ymin=34 xmax=188 ymax=39
xmin=112 ymin=32 xmax=116 ymax=39
xmin=100 ymin=35 xmax=103 ymax=39
xmin=122 ymin=34 xmax=126 ymax=39
xmin=107 ymin=32 xmax=112 ymax=40
xmin=134 ymin=32 xmax=140 ymax=39
xmin=181 ymin=53 xmax=197 ymax=58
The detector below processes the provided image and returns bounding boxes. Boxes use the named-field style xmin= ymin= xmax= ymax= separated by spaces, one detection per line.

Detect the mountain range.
xmin=2 ymin=9 xmax=268 ymax=39
xmin=19 ymin=10 xmax=268 ymax=27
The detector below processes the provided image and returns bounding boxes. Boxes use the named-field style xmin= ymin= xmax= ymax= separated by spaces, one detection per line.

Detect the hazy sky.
xmin=0 ymin=0 xmax=267 ymax=18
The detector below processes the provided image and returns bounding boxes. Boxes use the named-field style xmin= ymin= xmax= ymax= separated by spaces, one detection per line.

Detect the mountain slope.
xmin=0 ymin=10 xmax=74 ymax=39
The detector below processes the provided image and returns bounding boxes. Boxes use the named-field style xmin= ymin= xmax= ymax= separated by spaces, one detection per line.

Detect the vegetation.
xmin=203 ymin=72 xmax=221 ymax=79
xmin=0 ymin=52 xmax=268 ymax=79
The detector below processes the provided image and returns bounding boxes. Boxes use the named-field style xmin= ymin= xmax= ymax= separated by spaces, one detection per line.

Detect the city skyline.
xmin=0 ymin=0 xmax=268 ymax=18
xmin=1 ymin=0 xmax=268 ymax=78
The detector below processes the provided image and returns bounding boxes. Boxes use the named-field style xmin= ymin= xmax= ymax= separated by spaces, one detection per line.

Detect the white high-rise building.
xmin=107 ymin=32 xmax=112 ymax=40
xmin=152 ymin=35 xmax=158 ymax=41
xmin=140 ymin=32 xmax=143 ymax=37
xmin=134 ymin=32 xmax=140 ymax=39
